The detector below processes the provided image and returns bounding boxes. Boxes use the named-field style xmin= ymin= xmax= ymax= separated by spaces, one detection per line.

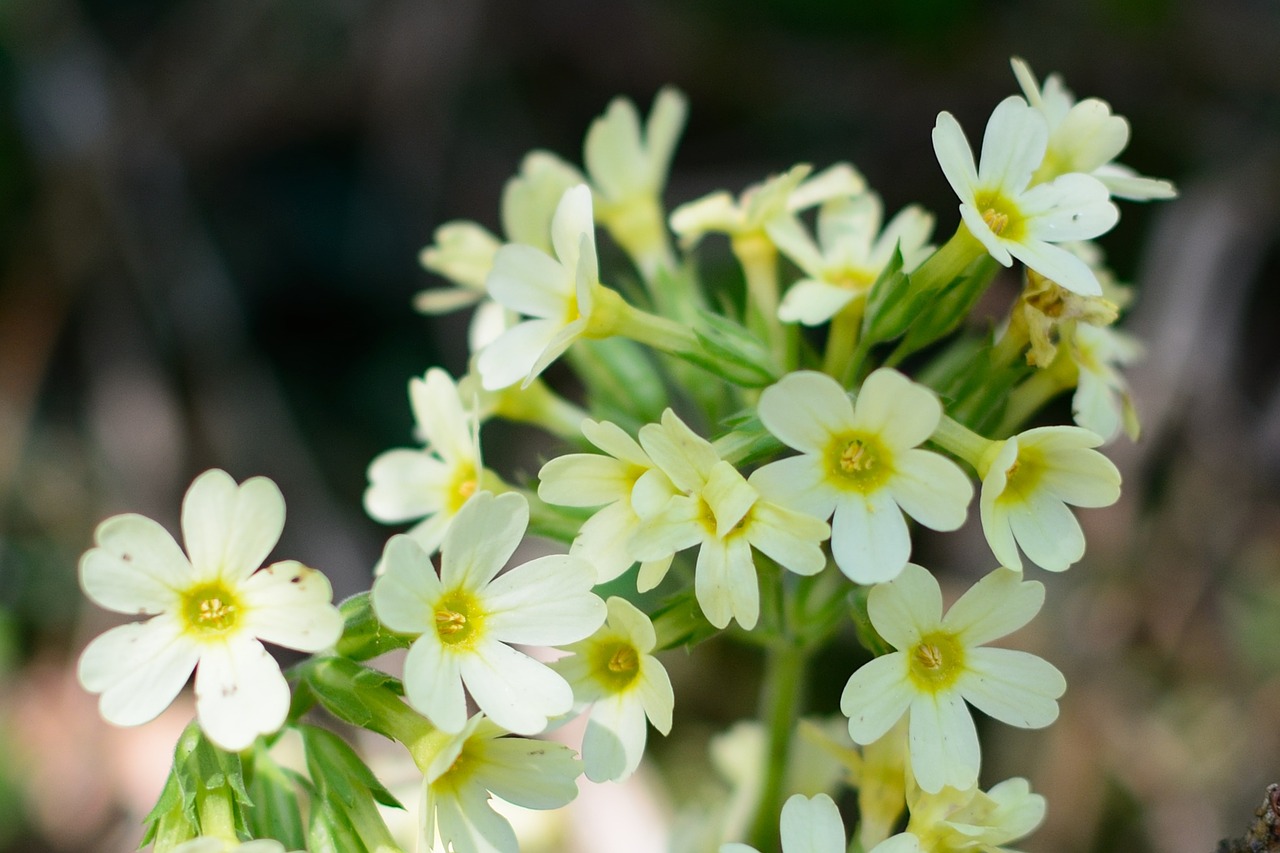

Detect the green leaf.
xmin=301 ymin=725 xmax=404 ymax=811
xmin=302 ymin=655 xmax=407 ymax=741
xmin=650 ymin=591 xmax=719 ymax=651
xmin=895 ymin=255 xmax=1000 ymax=357
xmin=246 ymin=745 xmax=308 ymax=850
xmin=849 ymin=586 xmax=892 ymax=658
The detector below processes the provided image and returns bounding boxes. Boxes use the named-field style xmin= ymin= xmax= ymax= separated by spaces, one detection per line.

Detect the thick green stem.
xmin=907 ymin=224 xmax=986 ymax=296
xmin=733 ymin=233 xmax=788 ymax=364
xmin=823 ymin=301 xmax=863 ymax=380
xmin=747 ymin=638 xmax=809 ymax=850
xmin=929 ymin=413 xmax=999 ymax=472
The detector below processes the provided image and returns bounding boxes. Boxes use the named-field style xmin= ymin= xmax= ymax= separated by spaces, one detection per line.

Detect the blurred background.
xmin=1 ymin=0 xmax=1279 ymax=850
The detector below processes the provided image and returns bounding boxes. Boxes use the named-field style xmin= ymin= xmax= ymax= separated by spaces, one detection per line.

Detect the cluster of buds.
xmin=76 ymin=57 xmax=1173 ymax=852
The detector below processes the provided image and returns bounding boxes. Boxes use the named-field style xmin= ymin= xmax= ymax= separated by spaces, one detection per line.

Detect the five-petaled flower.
xmin=371 ymin=490 xmax=606 ymax=735
xmin=840 ymin=563 xmax=1066 ymax=794
xmin=77 ymin=469 xmax=344 ymax=752
xmin=932 ymin=95 xmax=1119 ymax=296
xmin=752 ymin=369 xmax=973 ymax=585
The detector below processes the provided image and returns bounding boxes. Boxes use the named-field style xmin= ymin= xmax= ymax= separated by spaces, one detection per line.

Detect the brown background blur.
xmin=1 ymin=0 xmax=1279 ymax=851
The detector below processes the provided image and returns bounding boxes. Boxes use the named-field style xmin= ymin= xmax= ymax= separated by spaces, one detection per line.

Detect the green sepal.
xmin=141 ymin=723 xmax=253 ymax=850
xmin=650 ymin=591 xmax=718 ymax=651
xmin=893 ymin=255 xmax=1000 ymax=359
xmin=686 ymin=311 xmax=780 ymax=387
xmin=245 ymin=743 xmax=308 ymax=850
xmin=849 ymin=586 xmax=892 ymax=658
xmin=859 ymin=247 xmax=918 ymax=345
xmin=335 ymin=592 xmax=414 ymax=661
xmin=300 ymin=655 xmax=406 ymax=742
xmin=307 ymin=794 xmax=368 ymax=853
xmin=301 ymin=725 xmax=405 ymax=853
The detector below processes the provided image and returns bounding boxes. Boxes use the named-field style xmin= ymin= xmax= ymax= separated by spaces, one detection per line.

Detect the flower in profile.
xmin=669 ymin=163 xmax=864 ymax=248
xmin=629 ymin=409 xmax=830 ymax=630
xmin=719 ymin=793 xmax=921 ymax=853
xmin=752 ymin=369 xmax=972 ymax=584
xmin=1011 ymin=57 xmax=1177 ymax=201
xmin=905 ymin=776 xmax=1047 ymax=852
xmin=840 ymin=564 xmax=1065 ymax=794
xmin=537 ymin=417 xmax=678 ymax=584
xmin=418 ymin=714 xmax=582 ymax=853
xmin=371 ymin=491 xmax=606 ymax=735
xmin=77 ymin=469 xmax=343 ymax=752
xmin=977 ymin=425 xmax=1121 ymax=572
xmin=769 ymin=193 xmax=935 ymax=325
xmin=583 ymin=87 xmax=687 ymax=276
xmin=1068 ymin=322 xmax=1142 ymax=442
xmin=477 ymin=184 xmax=610 ymax=390
xmin=364 ymin=367 xmax=506 ymax=556
xmin=932 ymin=95 xmax=1119 ymax=296
xmin=554 ymin=596 xmax=674 ymax=783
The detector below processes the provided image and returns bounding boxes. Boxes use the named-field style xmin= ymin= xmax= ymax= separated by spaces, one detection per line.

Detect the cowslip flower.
xmin=752 ymin=369 xmax=972 ymax=585
xmin=769 ymin=193 xmax=934 ymax=326
xmin=630 ymin=409 xmax=831 ymax=630
xmin=840 ymin=564 xmax=1065 ymax=794
xmin=477 ymin=184 xmax=607 ymax=390
xmin=905 ymin=776 xmax=1047 ymax=852
xmin=554 ymin=596 xmax=674 ymax=783
xmin=1068 ymin=322 xmax=1142 ymax=442
xmin=536 ymin=417 xmax=678 ymax=584
xmin=583 ymin=87 xmax=687 ymax=276
xmin=371 ymin=490 xmax=606 ymax=735
xmin=977 ymin=425 xmax=1121 ymax=572
xmin=364 ymin=367 xmax=506 ymax=556
xmin=418 ymin=714 xmax=581 ymax=853
xmin=1011 ymin=57 xmax=1176 ymax=201
xmin=77 ymin=469 xmax=343 ymax=751
xmin=932 ymin=95 xmax=1119 ymax=296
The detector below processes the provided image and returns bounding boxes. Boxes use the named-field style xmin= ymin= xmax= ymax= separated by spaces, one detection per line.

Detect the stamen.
xmin=608 ymin=646 xmax=639 ymax=674
xmin=436 ymin=610 xmax=467 ymax=635
xmin=982 ymin=208 xmax=1009 ymax=236
xmin=840 ymin=440 xmax=874 ymax=473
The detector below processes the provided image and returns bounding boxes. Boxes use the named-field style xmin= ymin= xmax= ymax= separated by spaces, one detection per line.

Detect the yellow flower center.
xmin=434 ymin=589 xmax=485 ymax=649
xmin=591 ymin=639 xmax=642 ymax=693
xmin=830 ymin=267 xmax=875 ymax=293
xmin=907 ymin=631 xmax=966 ymax=692
xmin=829 ymin=433 xmax=892 ymax=492
xmin=181 ymin=581 xmax=243 ymax=637
xmin=447 ymin=466 xmax=480 ymax=513
xmin=972 ymin=191 xmax=1026 ymax=243
xmin=997 ymin=448 xmax=1044 ymax=504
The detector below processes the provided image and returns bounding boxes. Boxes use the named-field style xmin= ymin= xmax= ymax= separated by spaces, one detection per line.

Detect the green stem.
xmin=929 ymin=413 xmax=999 ymax=472
xmin=906 ymin=224 xmax=985 ymax=296
xmin=823 ymin=302 xmax=863 ymax=379
xmin=733 ymin=233 xmax=787 ymax=365
xmin=747 ymin=637 xmax=809 ymax=850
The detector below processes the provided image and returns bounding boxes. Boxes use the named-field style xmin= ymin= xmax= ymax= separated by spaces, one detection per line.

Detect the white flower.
xmin=77 ymin=469 xmax=343 ymax=752
xmin=501 ymin=150 xmax=587 ymax=250
xmin=769 ymin=193 xmax=935 ymax=325
xmin=669 ymin=163 xmax=865 ymax=247
xmin=364 ymin=368 xmax=505 ymax=556
xmin=477 ymin=184 xmax=606 ymax=390
xmin=978 ymin=425 xmax=1121 ymax=572
xmin=584 ymin=87 xmax=687 ymax=274
xmin=840 ymin=564 xmax=1065 ymax=794
xmin=419 ymin=714 xmax=581 ymax=853
xmin=752 ymin=369 xmax=972 ymax=584
xmin=1069 ymin=323 xmax=1142 ymax=442
xmin=371 ymin=491 xmax=606 ymax=735
xmin=554 ymin=597 xmax=674 ymax=783
xmin=1011 ymin=57 xmax=1177 ymax=201
xmin=537 ymin=417 xmax=678 ymax=584
xmin=932 ymin=95 xmax=1119 ymax=296
xmin=629 ymin=409 xmax=831 ymax=630
xmin=906 ymin=776 xmax=1047 ymax=852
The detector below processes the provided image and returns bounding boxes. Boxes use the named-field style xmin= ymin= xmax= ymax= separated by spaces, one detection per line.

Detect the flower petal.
xmin=194 ymin=637 xmax=291 ymax=751
xmin=238 ymin=560 xmax=343 ymax=652
xmin=779 ymin=793 xmax=846 ymax=853
xmin=758 ymin=371 xmax=854 ymax=454
xmin=78 ymin=617 xmax=198 ymax=726
xmin=182 ymin=470 xmax=285 ymax=583
xmin=364 ymin=448 xmax=450 ymax=523
xmin=959 ymin=647 xmax=1065 ymax=728
xmin=889 ymin=450 xmax=973 ymax=532
xmin=433 ymin=781 xmax=517 ymax=853
xmin=867 ymin=562 xmax=941 ymax=649
xmin=852 ymin=368 xmax=940 ymax=449
xmin=371 ymin=535 xmax=443 ymax=633
xmin=831 ymin=491 xmax=911 ymax=585
xmin=475 ymin=736 xmax=582 ymax=809
xmin=694 ymin=535 xmax=759 ymax=630
xmin=932 ymin=111 xmax=979 ymax=204
xmin=908 ymin=691 xmax=980 ymax=794
xmin=403 ymin=633 xmax=467 ymax=734
xmin=976 ymin=96 xmax=1047 ymax=194
xmin=476 ymin=317 xmax=564 ymax=391
xmin=440 ymin=491 xmax=529 ymax=590
xmin=942 ymin=568 xmax=1044 ymax=646
xmin=485 ymin=243 xmax=569 ymax=318
xmin=483 ymin=554 xmax=605 ymax=645
xmin=840 ymin=652 xmax=913 ymax=744
xmin=461 ymin=640 xmax=574 ymax=735
xmin=1007 ymin=491 xmax=1086 ymax=572
xmin=583 ymin=693 xmax=648 ymax=782
xmin=80 ymin=514 xmax=189 ymax=614
xmin=410 ymin=369 xmax=475 ymax=464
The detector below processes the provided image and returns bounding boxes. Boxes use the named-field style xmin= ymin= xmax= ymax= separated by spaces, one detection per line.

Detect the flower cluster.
xmin=75 ymin=57 xmax=1170 ymax=852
